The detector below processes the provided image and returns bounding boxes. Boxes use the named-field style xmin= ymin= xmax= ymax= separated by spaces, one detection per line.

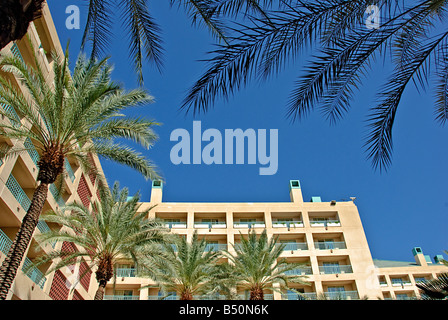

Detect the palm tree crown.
xmin=33 ymin=182 xmax=169 ymax=300
xmin=222 ymin=229 xmax=309 ymax=300
xmin=139 ymin=231 xmax=224 ymax=300
xmin=182 ymin=0 xmax=448 ymax=171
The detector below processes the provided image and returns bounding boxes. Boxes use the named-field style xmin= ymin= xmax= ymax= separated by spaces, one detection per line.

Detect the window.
xmin=318 ymin=239 xmax=335 ymax=250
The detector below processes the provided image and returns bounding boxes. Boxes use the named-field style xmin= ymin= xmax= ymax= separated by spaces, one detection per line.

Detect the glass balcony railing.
xmin=314 ymin=241 xmax=346 ymax=250
xmin=115 ymin=268 xmax=136 ymax=278
xmin=272 ymin=220 xmax=303 ymax=228
xmin=148 ymin=294 xmax=179 ymax=300
xmin=233 ymin=221 xmax=266 ymax=229
xmin=194 ymin=221 xmax=226 ymax=229
xmin=281 ymin=292 xmax=317 ymax=300
xmin=323 ymin=290 xmax=359 ymax=300
xmin=284 ymin=266 xmax=313 ymax=275
xmin=310 ymin=219 xmax=341 ymax=227
xmin=204 ymin=243 xmax=227 ymax=252
xmin=278 ymin=242 xmax=308 ymax=251
xmin=319 ymin=265 xmax=353 ymax=274
xmin=6 ymin=174 xmax=31 ymax=211
xmin=104 ymin=295 xmax=140 ymax=300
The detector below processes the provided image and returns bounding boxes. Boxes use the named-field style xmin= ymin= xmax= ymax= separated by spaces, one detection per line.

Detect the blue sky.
xmin=47 ymin=1 xmax=447 ymax=263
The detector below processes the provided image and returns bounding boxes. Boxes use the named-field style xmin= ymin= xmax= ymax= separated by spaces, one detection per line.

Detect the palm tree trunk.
xmin=0 ymin=0 xmax=46 ymax=51
xmin=94 ymin=280 xmax=107 ymax=300
xmin=180 ymin=289 xmax=193 ymax=300
xmin=250 ymin=285 xmax=264 ymax=300
xmin=0 ymin=182 xmax=48 ymax=300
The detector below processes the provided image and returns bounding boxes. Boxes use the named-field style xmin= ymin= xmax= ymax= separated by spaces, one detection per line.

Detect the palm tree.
xmin=0 ymin=0 xmax=46 ymax=49
xmin=417 ymin=253 xmax=448 ymax=300
xmin=0 ymin=44 xmax=160 ymax=300
xmin=31 ymin=181 xmax=169 ymax=300
xmin=417 ymin=273 xmax=448 ymax=300
xmin=183 ymin=0 xmax=448 ymax=171
xmin=222 ymin=229 xmax=309 ymax=300
xmin=0 ymin=1 xmax=275 ymax=84
xmin=139 ymin=231 xmax=224 ymax=300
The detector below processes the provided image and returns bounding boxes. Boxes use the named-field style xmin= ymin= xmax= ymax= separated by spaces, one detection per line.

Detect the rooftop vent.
xmin=289 ymin=180 xmax=300 ymax=189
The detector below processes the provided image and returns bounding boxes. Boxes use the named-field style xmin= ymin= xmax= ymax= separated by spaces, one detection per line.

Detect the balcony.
xmin=0 ymin=103 xmax=21 ymax=128
xmin=0 ymin=228 xmax=46 ymax=289
xmin=272 ymin=220 xmax=303 ymax=229
xmin=6 ymin=174 xmax=31 ymax=211
xmin=65 ymin=160 xmax=76 ymax=182
xmin=314 ymin=241 xmax=346 ymax=250
xmin=281 ymin=292 xmax=317 ymax=300
xmin=277 ymin=242 xmax=308 ymax=251
xmin=104 ymin=295 xmax=140 ymax=300
xmin=194 ymin=221 xmax=226 ymax=229
xmin=116 ymin=268 xmax=136 ymax=278
xmin=319 ymin=264 xmax=353 ymax=275
xmin=164 ymin=220 xmax=187 ymax=229
xmin=310 ymin=219 xmax=341 ymax=227
xmin=233 ymin=220 xmax=266 ymax=229
xmin=204 ymin=243 xmax=227 ymax=252
xmin=323 ymin=290 xmax=359 ymax=300
xmin=284 ymin=266 xmax=313 ymax=276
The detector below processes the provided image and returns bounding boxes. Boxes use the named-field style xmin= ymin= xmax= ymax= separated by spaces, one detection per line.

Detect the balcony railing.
xmin=309 ymin=219 xmax=341 ymax=227
xmin=65 ymin=159 xmax=75 ymax=182
xmin=164 ymin=221 xmax=187 ymax=229
xmin=6 ymin=174 xmax=31 ymax=211
xmin=323 ymin=290 xmax=359 ymax=300
xmin=284 ymin=266 xmax=313 ymax=275
xmin=49 ymin=184 xmax=65 ymax=207
xmin=234 ymin=222 xmax=266 ymax=229
xmin=204 ymin=243 xmax=227 ymax=252
xmin=0 ymin=229 xmax=46 ymax=289
xmin=278 ymin=242 xmax=308 ymax=251
xmin=314 ymin=241 xmax=346 ymax=250
xmin=23 ymin=138 xmax=39 ymax=166
xmin=194 ymin=221 xmax=227 ymax=229
xmin=281 ymin=292 xmax=317 ymax=300
xmin=148 ymin=295 xmax=179 ymax=300
xmin=104 ymin=295 xmax=140 ymax=300
xmin=272 ymin=220 xmax=303 ymax=228
xmin=22 ymin=257 xmax=46 ymax=289
xmin=115 ymin=268 xmax=136 ymax=278
xmin=319 ymin=265 xmax=353 ymax=274
xmin=1 ymin=103 xmax=21 ymax=127
xmin=11 ymin=43 xmax=24 ymax=62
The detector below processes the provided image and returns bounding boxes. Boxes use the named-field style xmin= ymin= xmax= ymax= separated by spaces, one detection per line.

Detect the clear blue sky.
xmin=47 ymin=1 xmax=447 ymax=263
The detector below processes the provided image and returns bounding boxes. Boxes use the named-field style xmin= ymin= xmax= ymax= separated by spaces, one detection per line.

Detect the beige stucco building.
xmin=0 ymin=2 xmax=446 ymax=301
xmin=103 ymin=180 xmax=447 ymax=301
xmin=0 ymin=3 xmax=102 ymax=300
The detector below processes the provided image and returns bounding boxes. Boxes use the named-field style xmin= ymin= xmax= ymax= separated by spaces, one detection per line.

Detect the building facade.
xmin=0 ymin=4 xmax=103 ymax=300
xmin=103 ymin=180 xmax=447 ymax=301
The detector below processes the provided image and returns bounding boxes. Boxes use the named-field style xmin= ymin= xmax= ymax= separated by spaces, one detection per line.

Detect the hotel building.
xmin=0 ymin=3 xmax=446 ymax=300
xmin=103 ymin=180 xmax=447 ymax=301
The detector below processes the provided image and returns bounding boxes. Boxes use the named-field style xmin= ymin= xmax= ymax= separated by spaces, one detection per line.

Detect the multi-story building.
xmin=0 ymin=4 xmax=103 ymax=300
xmin=103 ymin=180 xmax=447 ymax=301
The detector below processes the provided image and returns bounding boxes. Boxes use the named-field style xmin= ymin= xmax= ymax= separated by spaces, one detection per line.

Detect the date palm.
xmin=417 ymin=273 xmax=448 ymax=300
xmin=221 ymin=229 xmax=309 ymax=300
xmin=0 ymin=45 xmax=160 ymax=299
xmin=32 ymin=182 xmax=168 ymax=300
xmin=0 ymin=0 xmax=46 ymax=50
xmin=139 ymin=231 xmax=224 ymax=300
xmin=183 ymin=0 xmax=448 ymax=171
